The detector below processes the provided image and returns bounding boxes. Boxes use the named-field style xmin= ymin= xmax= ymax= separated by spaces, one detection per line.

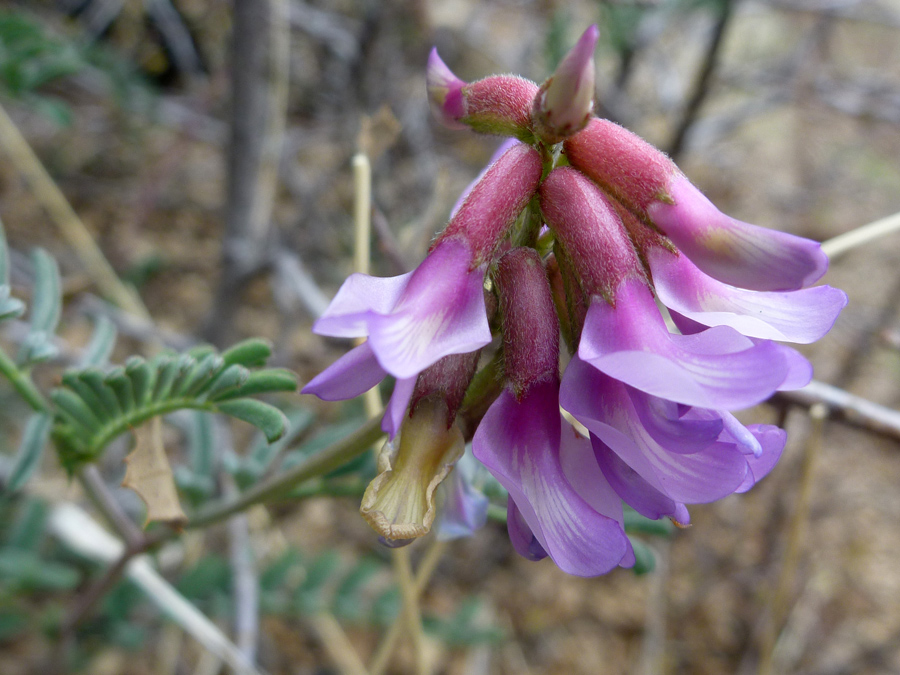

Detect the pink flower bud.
xmin=564 ymin=117 xmax=677 ymax=214
xmin=539 ymin=167 xmax=645 ymax=303
xmin=495 ymin=248 xmax=559 ymax=397
xmin=427 ymin=48 xmax=467 ymax=129
xmin=462 ymin=75 xmax=539 ymax=140
xmin=533 ymin=25 xmax=599 ymax=144
xmin=436 ymin=142 xmax=543 ymax=265
xmin=426 ymin=49 xmax=539 ymax=140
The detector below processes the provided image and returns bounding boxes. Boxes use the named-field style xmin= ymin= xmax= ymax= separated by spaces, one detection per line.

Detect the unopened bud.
xmin=533 ymin=25 xmax=599 ymax=144
xmin=427 ymin=48 xmax=468 ymax=129
xmin=426 ymin=49 xmax=539 ymax=141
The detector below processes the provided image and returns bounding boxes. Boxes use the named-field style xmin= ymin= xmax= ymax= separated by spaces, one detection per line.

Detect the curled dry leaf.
xmin=122 ymin=417 xmax=188 ymax=529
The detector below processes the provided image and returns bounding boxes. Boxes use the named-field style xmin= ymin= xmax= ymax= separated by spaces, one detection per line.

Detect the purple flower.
xmin=564 ymin=118 xmax=831 ymax=291
xmin=434 ymin=449 xmax=490 ymax=541
xmin=648 ymin=245 xmax=847 ymax=343
xmin=305 ymin=27 xmax=847 ymax=571
xmin=426 ymin=49 xmax=539 ymax=141
xmin=472 ymin=248 xmax=631 ymax=576
xmin=560 ymin=356 xmax=785 ymax=521
xmin=302 ymin=237 xmax=490 ymax=437
xmin=538 ymin=158 xmax=841 ymax=534
xmin=474 ymin=380 xmax=632 ymax=576
xmin=304 ymin=141 xmax=543 ymax=438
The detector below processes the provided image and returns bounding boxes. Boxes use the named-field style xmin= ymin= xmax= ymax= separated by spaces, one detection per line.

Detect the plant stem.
xmin=820 ymin=210 xmax=900 ymax=261
xmin=370 ymin=540 xmax=447 ymax=675
xmin=0 ymin=348 xmax=51 ymax=413
xmin=758 ymin=404 xmax=826 ymax=675
xmin=0 ymin=102 xmax=148 ymax=318
xmin=393 ymin=546 xmax=427 ymax=675
xmin=184 ymin=415 xmax=384 ymax=531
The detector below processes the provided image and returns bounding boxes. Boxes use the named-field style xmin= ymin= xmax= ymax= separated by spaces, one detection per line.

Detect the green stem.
xmin=183 ymin=415 xmax=384 ymax=531
xmin=0 ymin=348 xmax=50 ymax=413
xmin=486 ymin=502 xmax=508 ymax=523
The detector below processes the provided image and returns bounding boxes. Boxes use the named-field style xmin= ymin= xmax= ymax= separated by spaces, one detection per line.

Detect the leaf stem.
xmin=183 ymin=415 xmax=384 ymax=531
xmin=0 ymin=348 xmax=51 ymax=413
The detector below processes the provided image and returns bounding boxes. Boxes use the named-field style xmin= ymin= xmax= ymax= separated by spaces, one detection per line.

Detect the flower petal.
xmin=382 ymin=376 xmax=417 ymax=440
xmin=649 ymin=175 xmax=829 ymax=291
xmin=579 ymin=278 xmax=790 ymax=409
xmin=557 ymin=425 xmax=637 ymax=570
xmin=735 ymin=425 xmax=786 ymax=493
xmin=426 ymin=48 xmax=468 ymax=129
xmin=301 ymin=342 xmax=386 ymax=401
xmin=312 ymin=271 xmax=413 ymax=338
xmin=368 ymin=239 xmax=491 ymax=379
xmin=473 ymin=382 xmax=629 ymax=576
xmin=591 ymin=435 xmax=685 ymax=521
xmin=361 ymin=401 xmax=465 ymax=542
xmin=434 ymin=450 xmax=489 ymax=541
xmin=562 ymin=356 xmax=723 ymax=456
xmin=507 ymin=497 xmax=548 ymax=561
xmin=773 ymin=344 xmax=813 ymax=391
xmin=649 ymin=248 xmax=847 ymax=344
xmin=561 ymin=360 xmax=749 ymax=504
xmin=720 ymin=412 xmax=763 ymax=457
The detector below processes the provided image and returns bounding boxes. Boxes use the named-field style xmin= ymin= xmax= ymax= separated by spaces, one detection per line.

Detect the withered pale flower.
xmin=360 ymin=400 xmax=464 ymax=542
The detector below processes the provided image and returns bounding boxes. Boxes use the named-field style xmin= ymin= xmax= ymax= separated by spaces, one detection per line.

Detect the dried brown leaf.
xmin=122 ymin=417 xmax=187 ymax=528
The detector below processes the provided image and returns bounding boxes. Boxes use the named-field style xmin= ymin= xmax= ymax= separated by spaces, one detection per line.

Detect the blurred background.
xmin=1 ymin=0 xmax=900 ymax=673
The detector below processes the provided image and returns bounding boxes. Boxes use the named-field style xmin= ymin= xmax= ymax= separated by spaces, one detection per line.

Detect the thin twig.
xmin=59 ymin=466 xmax=152 ymax=634
xmin=667 ymin=0 xmax=737 ymax=160
xmin=371 ymin=206 xmax=413 ymax=274
xmin=309 ymin=614 xmax=371 ymax=675
xmin=758 ymin=404 xmax=826 ymax=675
xmin=49 ymin=504 xmax=265 ymax=675
xmin=775 ymin=380 xmax=900 ymax=442
xmin=352 ymin=150 xmax=385 ymax=426
xmin=77 ymin=465 xmax=144 ymax=548
xmin=143 ymin=0 xmax=206 ymax=78
xmin=638 ymin=540 xmax=671 ymax=675
xmin=271 ymin=251 xmax=332 ymax=320
xmin=60 ymin=537 xmax=151 ymax=634
xmin=820 ymin=210 xmax=900 ymax=261
xmin=392 ymin=546 xmax=428 ymax=675
xmin=370 ymin=540 xmax=447 ymax=675
xmin=206 ymin=0 xmax=289 ymax=343
xmin=224 ymin=474 xmax=259 ymax=664
xmin=0 ymin=102 xmax=148 ymax=318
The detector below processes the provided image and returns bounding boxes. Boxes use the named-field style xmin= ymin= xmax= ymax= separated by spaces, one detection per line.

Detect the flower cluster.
xmin=303 ymin=27 xmax=847 ymax=575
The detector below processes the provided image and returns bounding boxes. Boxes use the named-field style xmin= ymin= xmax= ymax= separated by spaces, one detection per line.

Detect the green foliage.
xmin=0 ymin=10 xmax=152 ymax=125
xmin=176 ymin=545 xmax=505 ymax=645
xmin=623 ymin=506 xmax=675 ymax=537
xmin=51 ymin=339 xmax=298 ymax=472
xmin=4 ymin=413 xmax=51 ymax=494
xmin=173 ymin=411 xmax=217 ymax=504
xmin=16 ymin=249 xmax=61 ymax=366
xmin=0 ymin=221 xmax=24 ymax=323
xmin=0 ymin=498 xmax=80 ymax=594
xmin=0 ymin=11 xmax=84 ymax=107
xmin=224 ymin=407 xmax=315 ymax=488
xmin=424 ymin=597 xmax=505 ymax=646
xmin=629 ymin=538 xmax=657 ymax=575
